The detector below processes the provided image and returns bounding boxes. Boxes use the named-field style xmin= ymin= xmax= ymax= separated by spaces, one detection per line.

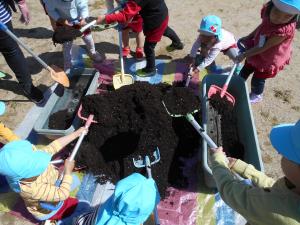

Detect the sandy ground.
xmin=0 ymin=0 xmax=300 ymax=223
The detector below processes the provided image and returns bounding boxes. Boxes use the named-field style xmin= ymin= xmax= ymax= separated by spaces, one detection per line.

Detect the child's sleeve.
xmin=196 ymin=47 xmax=221 ymax=70
xmin=30 ymin=175 xmax=73 ymax=202
xmin=43 ymin=0 xmax=60 ymax=21
xmin=189 ymin=37 xmax=201 ymax=58
xmin=0 ymin=122 xmax=20 ymax=142
xmin=105 ymin=1 xmax=141 ymax=24
xmin=232 ymin=159 xmax=275 ymax=188
xmin=76 ymin=0 xmax=89 ymax=19
xmin=35 ymin=140 xmax=62 ymax=155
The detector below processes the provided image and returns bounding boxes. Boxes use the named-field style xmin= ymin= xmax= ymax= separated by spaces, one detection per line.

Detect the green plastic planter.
xmin=201 ymin=74 xmax=264 ymax=188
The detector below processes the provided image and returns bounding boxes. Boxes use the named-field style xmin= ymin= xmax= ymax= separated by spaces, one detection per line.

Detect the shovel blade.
xmin=50 ymin=65 xmax=70 ymax=87
xmin=208 ymin=84 xmax=235 ymax=106
xmin=113 ymin=73 xmax=134 ymax=89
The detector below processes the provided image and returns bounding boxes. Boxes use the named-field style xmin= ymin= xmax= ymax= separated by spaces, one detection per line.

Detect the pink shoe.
xmin=135 ymin=47 xmax=144 ymax=60
xmin=122 ymin=47 xmax=130 ymax=58
xmin=249 ymin=93 xmax=263 ymax=104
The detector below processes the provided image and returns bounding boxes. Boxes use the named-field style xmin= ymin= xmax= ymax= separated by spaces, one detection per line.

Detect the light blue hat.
xmin=272 ymin=0 xmax=300 ymax=15
xmin=0 ymin=140 xmax=51 ymax=192
xmin=270 ymin=120 xmax=300 ymax=164
xmin=95 ymin=173 xmax=160 ymax=225
xmin=199 ymin=15 xmax=222 ymax=40
xmin=0 ymin=101 xmax=5 ymax=116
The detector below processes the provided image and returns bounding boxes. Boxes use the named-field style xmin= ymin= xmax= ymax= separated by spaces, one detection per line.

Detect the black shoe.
xmin=54 ymin=84 xmax=65 ymax=97
xmin=23 ymin=85 xmax=44 ymax=104
xmin=166 ymin=42 xmax=184 ymax=52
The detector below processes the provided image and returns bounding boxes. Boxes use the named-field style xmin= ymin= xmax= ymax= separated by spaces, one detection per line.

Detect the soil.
xmin=48 ymin=109 xmax=74 ymax=130
xmin=76 ymin=82 xmax=201 ymax=198
xmin=208 ymin=94 xmax=244 ymax=159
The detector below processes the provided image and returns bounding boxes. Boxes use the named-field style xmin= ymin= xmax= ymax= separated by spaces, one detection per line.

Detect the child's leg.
xmin=164 ymin=26 xmax=183 ymax=51
xmin=144 ymin=41 xmax=157 ymax=71
xmin=251 ymin=76 xmax=266 ymax=95
xmin=63 ymin=41 xmax=73 ymax=72
xmin=82 ymin=33 xmax=103 ymax=62
xmin=122 ymin=28 xmax=130 ymax=57
xmin=135 ymin=31 xmax=144 ymax=59
xmin=239 ymin=63 xmax=254 ymax=80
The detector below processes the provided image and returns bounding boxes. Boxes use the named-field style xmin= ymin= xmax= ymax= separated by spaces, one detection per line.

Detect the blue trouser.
xmin=240 ymin=65 xmax=266 ymax=95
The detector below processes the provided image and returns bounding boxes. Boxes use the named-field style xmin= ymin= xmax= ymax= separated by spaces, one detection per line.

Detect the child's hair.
xmin=265 ymin=1 xmax=298 ymax=23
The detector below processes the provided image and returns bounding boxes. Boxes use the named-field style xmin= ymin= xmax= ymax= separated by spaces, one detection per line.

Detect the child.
xmin=105 ymin=0 xmax=144 ymax=60
xmin=210 ymin=120 xmax=300 ymax=225
xmin=0 ymin=127 xmax=87 ymax=221
xmin=0 ymin=101 xmax=19 ymax=143
xmin=71 ymin=173 xmax=160 ymax=225
xmin=42 ymin=0 xmax=103 ymax=73
xmin=189 ymin=15 xmax=240 ymax=77
xmin=97 ymin=0 xmax=183 ymax=76
xmin=236 ymin=0 xmax=300 ymax=104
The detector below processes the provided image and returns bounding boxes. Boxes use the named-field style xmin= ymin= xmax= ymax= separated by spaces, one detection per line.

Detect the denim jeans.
xmin=240 ymin=65 xmax=266 ymax=95
xmin=0 ymin=21 xmax=32 ymax=92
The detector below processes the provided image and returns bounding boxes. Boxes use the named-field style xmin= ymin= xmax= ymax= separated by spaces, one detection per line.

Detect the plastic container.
xmin=201 ymin=74 xmax=264 ymax=188
xmin=34 ymin=68 xmax=99 ymax=140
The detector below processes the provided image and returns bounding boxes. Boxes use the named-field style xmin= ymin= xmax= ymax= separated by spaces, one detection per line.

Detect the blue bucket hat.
xmin=199 ymin=15 xmax=222 ymax=40
xmin=95 ymin=173 xmax=160 ymax=225
xmin=0 ymin=140 xmax=51 ymax=192
xmin=272 ymin=0 xmax=300 ymax=15
xmin=270 ymin=120 xmax=300 ymax=164
xmin=0 ymin=101 xmax=5 ymax=116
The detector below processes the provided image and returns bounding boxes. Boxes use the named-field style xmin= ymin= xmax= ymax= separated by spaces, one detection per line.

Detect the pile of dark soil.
xmin=49 ymin=109 xmax=74 ymax=130
xmin=208 ymin=94 xmax=244 ymax=159
xmin=77 ymin=82 xmax=200 ymax=198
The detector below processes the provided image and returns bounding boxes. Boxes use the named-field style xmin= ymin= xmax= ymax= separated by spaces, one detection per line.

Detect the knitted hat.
xmin=0 ymin=140 xmax=51 ymax=192
xmin=95 ymin=173 xmax=160 ymax=225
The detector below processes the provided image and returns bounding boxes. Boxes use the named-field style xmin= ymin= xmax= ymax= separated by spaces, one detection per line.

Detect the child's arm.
xmin=40 ymin=127 xmax=87 ymax=155
xmin=0 ymin=122 xmax=20 ymax=142
xmin=97 ymin=1 xmax=141 ymax=24
xmin=28 ymin=159 xmax=75 ymax=202
xmin=237 ymin=35 xmax=286 ymax=62
xmin=189 ymin=37 xmax=201 ymax=58
xmin=76 ymin=0 xmax=89 ymax=19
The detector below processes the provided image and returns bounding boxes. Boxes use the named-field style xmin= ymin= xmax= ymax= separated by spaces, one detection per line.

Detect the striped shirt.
xmin=19 ymin=141 xmax=73 ymax=219
xmin=0 ymin=0 xmax=12 ymax=24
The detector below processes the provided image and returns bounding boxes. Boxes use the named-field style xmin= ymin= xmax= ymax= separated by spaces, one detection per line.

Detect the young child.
xmin=0 ymin=127 xmax=87 ymax=221
xmin=210 ymin=120 xmax=300 ymax=225
xmin=71 ymin=173 xmax=160 ymax=225
xmin=42 ymin=0 xmax=103 ymax=73
xmin=189 ymin=15 xmax=240 ymax=77
xmin=105 ymin=0 xmax=144 ymax=60
xmin=0 ymin=101 xmax=19 ymax=143
xmin=97 ymin=0 xmax=183 ymax=76
xmin=236 ymin=0 xmax=300 ymax=104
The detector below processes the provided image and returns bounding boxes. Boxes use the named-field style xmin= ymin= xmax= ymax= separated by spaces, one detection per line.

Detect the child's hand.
xmin=79 ymin=18 xmax=87 ymax=27
xmin=210 ymin=146 xmax=224 ymax=154
xmin=97 ymin=15 xmax=106 ymax=24
xmin=228 ymin=157 xmax=237 ymax=169
xmin=57 ymin=18 xmax=72 ymax=27
xmin=235 ymin=53 xmax=246 ymax=63
xmin=191 ymin=68 xmax=200 ymax=77
xmin=64 ymin=158 xmax=75 ymax=175
xmin=76 ymin=126 xmax=88 ymax=137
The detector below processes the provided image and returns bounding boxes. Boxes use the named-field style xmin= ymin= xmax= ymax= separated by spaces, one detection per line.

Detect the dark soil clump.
xmin=77 ymin=82 xmax=201 ymax=198
xmin=208 ymin=94 xmax=244 ymax=159
xmin=48 ymin=109 xmax=74 ymax=130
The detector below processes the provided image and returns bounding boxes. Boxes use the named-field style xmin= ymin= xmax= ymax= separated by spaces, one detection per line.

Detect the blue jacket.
xmin=42 ymin=0 xmax=89 ymax=22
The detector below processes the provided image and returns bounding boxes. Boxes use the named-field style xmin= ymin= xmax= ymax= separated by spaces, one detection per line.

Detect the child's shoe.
xmin=166 ymin=41 xmax=184 ymax=52
xmin=249 ymin=92 xmax=263 ymax=104
xmin=122 ymin=47 xmax=130 ymax=58
xmin=23 ymin=85 xmax=44 ymax=104
xmin=135 ymin=47 xmax=144 ymax=60
xmin=89 ymin=51 xmax=104 ymax=63
xmin=136 ymin=67 xmax=157 ymax=77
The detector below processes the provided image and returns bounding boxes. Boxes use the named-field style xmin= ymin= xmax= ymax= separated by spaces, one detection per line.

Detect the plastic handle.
xmin=220 ymin=63 xmax=237 ymax=97
xmin=118 ymin=29 xmax=125 ymax=81
xmin=80 ymin=20 xmax=96 ymax=33
xmin=185 ymin=114 xmax=218 ymax=148
xmin=0 ymin=21 xmax=8 ymax=31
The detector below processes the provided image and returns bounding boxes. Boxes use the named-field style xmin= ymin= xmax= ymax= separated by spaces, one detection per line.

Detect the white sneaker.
xmin=89 ymin=51 xmax=104 ymax=63
xmin=249 ymin=92 xmax=263 ymax=104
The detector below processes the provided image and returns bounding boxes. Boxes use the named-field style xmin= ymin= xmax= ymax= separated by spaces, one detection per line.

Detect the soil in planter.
xmin=77 ymin=82 xmax=201 ymax=198
xmin=48 ymin=109 xmax=74 ymax=130
xmin=208 ymin=94 xmax=244 ymax=159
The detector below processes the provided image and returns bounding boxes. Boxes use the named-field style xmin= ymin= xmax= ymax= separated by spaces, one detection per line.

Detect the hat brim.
xmin=270 ymin=123 xmax=300 ymax=164
xmin=0 ymin=102 xmax=5 ymax=116
xmin=272 ymin=0 xmax=300 ymax=15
